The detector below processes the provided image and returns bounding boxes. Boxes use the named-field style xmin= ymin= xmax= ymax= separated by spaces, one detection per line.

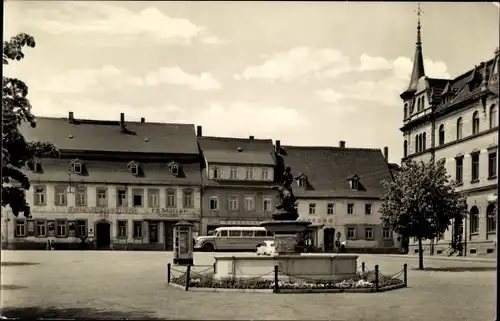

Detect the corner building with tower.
xmin=1 ymin=112 xmax=202 ymax=250
xmin=400 ymin=12 xmax=499 ymax=255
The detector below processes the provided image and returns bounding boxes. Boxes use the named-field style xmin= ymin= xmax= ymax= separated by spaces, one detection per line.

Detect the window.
xmin=229 ymin=230 xmax=241 ymax=237
xmin=96 ymin=188 xmax=107 ymax=207
xmin=347 ymin=204 xmax=354 ymax=215
xmin=242 ymin=230 xmax=253 ymax=237
xmin=410 ymin=98 xmax=415 ymax=113
xmin=347 ymin=227 xmax=355 ymax=240
xmin=421 ymin=97 xmax=425 ymax=110
xmin=365 ymin=227 xmax=373 ymax=240
xmin=183 ymin=189 xmax=194 ymax=208
xmin=255 ymin=230 xmax=266 ymax=237
xmin=422 ymin=132 xmax=426 ymax=150
xmin=72 ymin=162 xmax=82 ymax=174
xmin=166 ymin=189 xmax=176 ymax=208
xmin=228 ymin=195 xmax=238 ymax=211
xmin=130 ymin=163 xmax=139 ymax=176
xmin=455 ymin=156 xmax=463 ymax=184
xmin=470 ymin=206 xmax=479 ymax=234
xmin=261 ymin=168 xmax=269 ymax=180
xmin=404 ymin=103 xmax=408 ymax=119
xmin=490 ymin=104 xmax=498 ymax=128
xmin=76 ymin=220 xmax=87 ymax=238
xmin=417 ymin=97 xmax=421 ymax=111
xmin=415 ymin=135 xmax=419 ymax=153
xmin=230 ymin=167 xmax=237 ymax=179
xmin=245 ymin=168 xmax=253 ymax=180
xmin=209 ymin=197 xmax=219 ymax=210
xmin=76 ymin=186 xmax=87 ymax=206
xmin=487 ymin=204 xmax=496 ymax=233
xmin=365 ymin=204 xmax=372 ymax=215
xmin=56 ymin=220 xmax=67 ymax=237
xmin=34 ymin=186 xmax=46 ymax=205
xmin=14 ymin=220 xmax=25 ymax=237
xmin=382 ymin=227 xmax=391 ymax=240
xmin=472 ymin=111 xmax=480 ymax=134
xmin=170 ymin=164 xmax=179 ymax=176
xmin=471 ymin=152 xmax=480 ymax=182
xmin=457 ymin=117 xmax=463 ymax=139
xmin=133 ymin=189 xmax=143 ymax=207
xmin=351 ymin=179 xmax=359 ymax=190
xmin=35 ymin=220 xmax=46 ymax=237
xmin=148 ymin=189 xmax=159 ymax=208
xmin=133 ymin=221 xmax=143 ymax=238
xmin=327 ymin=203 xmax=335 ymax=215
xmin=117 ymin=188 xmax=127 ymax=207
xmin=298 ymin=178 xmax=307 ymax=187
xmin=244 ymin=196 xmax=255 ymax=211
xmin=117 ymin=220 xmax=127 ymax=238
xmin=54 ymin=185 xmax=67 ymax=206
xmin=438 ymin=124 xmax=445 ymax=145
xmin=403 ymin=140 xmax=408 ymax=158
xmin=218 ymin=230 xmax=228 ymax=237
xmin=488 ymin=152 xmax=497 ymax=179
xmin=263 ymin=198 xmax=272 ymax=212
xmin=308 ymin=203 xmax=316 ymax=215
xmin=213 ymin=166 xmax=220 ymax=179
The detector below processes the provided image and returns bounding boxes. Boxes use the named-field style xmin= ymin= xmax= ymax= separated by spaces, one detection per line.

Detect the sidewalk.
xmin=378 ymin=254 xmax=496 ymax=264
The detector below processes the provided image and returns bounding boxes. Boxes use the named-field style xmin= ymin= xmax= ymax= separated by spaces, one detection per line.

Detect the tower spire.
xmin=401 ymin=3 xmax=426 ymax=99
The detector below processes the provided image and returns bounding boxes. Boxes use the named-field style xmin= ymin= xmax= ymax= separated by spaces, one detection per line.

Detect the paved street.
xmin=1 ymin=250 xmax=496 ymax=321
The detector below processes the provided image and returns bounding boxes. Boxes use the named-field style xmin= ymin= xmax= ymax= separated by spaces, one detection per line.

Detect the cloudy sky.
xmin=4 ymin=1 xmax=499 ymax=163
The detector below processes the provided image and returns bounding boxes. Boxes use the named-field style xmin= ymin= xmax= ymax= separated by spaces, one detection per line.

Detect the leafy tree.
xmin=2 ymin=33 xmax=58 ymax=218
xmin=379 ymin=158 xmax=468 ymax=270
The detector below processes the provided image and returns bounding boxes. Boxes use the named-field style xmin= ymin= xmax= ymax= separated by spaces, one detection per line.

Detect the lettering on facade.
xmin=68 ymin=207 xmax=139 ymax=214
xmin=150 ymin=208 xmax=190 ymax=216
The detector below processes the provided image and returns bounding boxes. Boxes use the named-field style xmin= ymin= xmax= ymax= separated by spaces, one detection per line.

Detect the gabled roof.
xmin=20 ymin=116 xmax=199 ymax=155
xmin=25 ymin=159 xmax=201 ymax=186
xmin=198 ymin=136 xmax=276 ymax=166
xmin=281 ymin=146 xmax=393 ymax=198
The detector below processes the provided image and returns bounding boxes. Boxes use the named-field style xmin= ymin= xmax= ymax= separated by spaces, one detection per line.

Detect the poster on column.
xmin=179 ymin=231 xmax=187 ymax=254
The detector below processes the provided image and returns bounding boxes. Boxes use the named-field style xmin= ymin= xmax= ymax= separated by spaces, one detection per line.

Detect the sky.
xmin=3 ymin=1 xmax=499 ymax=163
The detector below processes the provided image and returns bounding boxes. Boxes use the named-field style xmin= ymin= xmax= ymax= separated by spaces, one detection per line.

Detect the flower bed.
xmin=170 ymin=273 xmax=405 ymax=292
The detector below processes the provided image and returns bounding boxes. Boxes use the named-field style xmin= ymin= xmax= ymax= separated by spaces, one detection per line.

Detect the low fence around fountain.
xmin=167 ymin=262 xmax=408 ymax=294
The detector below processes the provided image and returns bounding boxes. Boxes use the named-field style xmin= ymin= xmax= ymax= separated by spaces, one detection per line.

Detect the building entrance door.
xmin=324 ymin=228 xmax=335 ymax=252
xmin=96 ymin=221 xmax=111 ymax=249
xmin=149 ymin=222 xmax=158 ymax=243
xmin=164 ymin=221 xmax=175 ymax=251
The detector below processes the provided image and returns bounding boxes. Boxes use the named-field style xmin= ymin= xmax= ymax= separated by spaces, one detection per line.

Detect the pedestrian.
xmin=340 ymin=240 xmax=347 ymax=253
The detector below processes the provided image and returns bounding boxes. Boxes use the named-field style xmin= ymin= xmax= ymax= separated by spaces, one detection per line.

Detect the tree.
xmin=2 ymin=33 xmax=58 ymax=218
xmin=379 ymin=158 xmax=468 ymax=270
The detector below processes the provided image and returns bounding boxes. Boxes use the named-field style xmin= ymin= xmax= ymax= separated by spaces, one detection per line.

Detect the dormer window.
xmin=127 ymin=161 xmax=140 ymax=176
xmin=30 ymin=159 xmax=42 ymax=172
xmin=168 ymin=161 xmax=181 ymax=176
xmin=298 ymin=178 xmax=307 ymax=187
xmin=347 ymin=174 xmax=360 ymax=190
xmin=213 ymin=166 xmax=221 ymax=179
xmin=71 ymin=159 xmax=82 ymax=174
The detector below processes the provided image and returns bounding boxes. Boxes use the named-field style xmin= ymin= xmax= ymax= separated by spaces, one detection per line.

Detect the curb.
xmin=378 ymin=255 xmax=495 ymax=264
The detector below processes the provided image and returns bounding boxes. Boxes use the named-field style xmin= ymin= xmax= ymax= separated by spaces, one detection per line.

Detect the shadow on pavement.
xmin=0 ymin=307 xmax=163 ymax=320
xmin=1 ymin=285 xmax=28 ymax=290
xmin=411 ymin=266 xmax=496 ymax=272
xmin=1 ymin=262 xmax=40 ymax=267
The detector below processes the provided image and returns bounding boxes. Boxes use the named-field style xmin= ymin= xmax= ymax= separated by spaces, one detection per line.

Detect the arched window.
xmin=438 ymin=125 xmax=445 ymax=145
xmin=422 ymin=132 xmax=426 ymax=151
xmin=418 ymin=134 xmax=422 ymax=153
xmin=404 ymin=140 xmax=408 ymax=157
xmin=421 ymin=97 xmax=425 ymax=110
xmin=490 ymin=104 xmax=497 ymax=128
xmin=470 ymin=206 xmax=480 ymax=234
xmin=417 ymin=98 xmax=421 ymax=111
xmin=487 ymin=203 xmax=496 ymax=233
xmin=415 ymin=135 xmax=419 ymax=153
xmin=472 ymin=111 xmax=480 ymax=134
xmin=404 ymin=104 xmax=408 ymax=119
xmin=456 ymin=117 xmax=463 ymax=139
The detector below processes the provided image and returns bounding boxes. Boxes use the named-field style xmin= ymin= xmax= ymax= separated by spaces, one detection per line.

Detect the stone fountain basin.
xmin=259 ymin=220 xmax=312 ymax=234
xmin=213 ymin=254 xmax=359 ymax=282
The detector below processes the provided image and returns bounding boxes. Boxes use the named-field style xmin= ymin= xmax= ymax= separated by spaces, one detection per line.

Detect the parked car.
xmin=256 ymin=240 xmax=275 ymax=256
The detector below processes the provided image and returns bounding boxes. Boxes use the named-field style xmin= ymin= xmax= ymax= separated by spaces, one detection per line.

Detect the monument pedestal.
xmin=274 ymin=234 xmax=300 ymax=255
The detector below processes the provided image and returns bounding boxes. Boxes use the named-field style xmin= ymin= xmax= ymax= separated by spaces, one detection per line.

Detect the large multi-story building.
xmin=1 ymin=112 xmax=202 ymax=250
xmin=400 ymin=15 xmax=499 ymax=255
xmin=277 ymin=141 xmax=401 ymax=253
xmin=197 ymin=128 xmax=277 ymax=237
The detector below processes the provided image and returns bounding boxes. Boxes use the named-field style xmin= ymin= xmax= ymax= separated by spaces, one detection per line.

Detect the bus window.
xmin=255 ymin=230 xmax=266 ymax=237
xmin=229 ymin=230 xmax=241 ymax=237
xmin=266 ymin=231 xmax=274 ymax=237
xmin=219 ymin=230 xmax=228 ymax=237
xmin=242 ymin=230 xmax=253 ymax=237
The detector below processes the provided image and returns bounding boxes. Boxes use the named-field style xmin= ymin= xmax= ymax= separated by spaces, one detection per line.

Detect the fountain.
xmin=213 ymin=166 xmax=359 ymax=282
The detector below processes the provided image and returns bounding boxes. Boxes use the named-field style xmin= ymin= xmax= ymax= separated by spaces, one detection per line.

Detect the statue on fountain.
xmin=272 ymin=166 xmax=299 ymax=221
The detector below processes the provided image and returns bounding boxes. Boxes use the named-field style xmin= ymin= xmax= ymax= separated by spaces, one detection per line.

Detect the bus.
xmin=194 ymin=226 xmax=274 ymax=252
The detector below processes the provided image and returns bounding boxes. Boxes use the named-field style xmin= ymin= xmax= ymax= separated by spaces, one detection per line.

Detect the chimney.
xmin=384 ymin=146 xmax=389 ymax=161
xmin=68 ymin=112 xmax=74 ymax=124
xmin=196 ymin=125 xmax=202 ymax=137
xmin=339 ymin=141 xmax=346 ymax=148
xmin=120 ymin=113 xmax=125 ymax=132
xmin=249 ymin=135 xmax=254 ymax=140
xmin=275 ymin=140 xmax=281 ymax=153
xmin=140 ymin=117 xmax=145 ymax=123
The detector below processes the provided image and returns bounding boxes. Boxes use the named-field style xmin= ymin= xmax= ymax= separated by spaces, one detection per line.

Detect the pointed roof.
xmin=401 ymin=4 xmax=426 ymax=99
xmin=441 ymin=81 xmax=452 ymax=96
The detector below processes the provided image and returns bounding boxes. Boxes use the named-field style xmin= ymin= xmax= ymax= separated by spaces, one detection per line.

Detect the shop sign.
xmin=69 ymin=207 xmax=138 ymax=214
